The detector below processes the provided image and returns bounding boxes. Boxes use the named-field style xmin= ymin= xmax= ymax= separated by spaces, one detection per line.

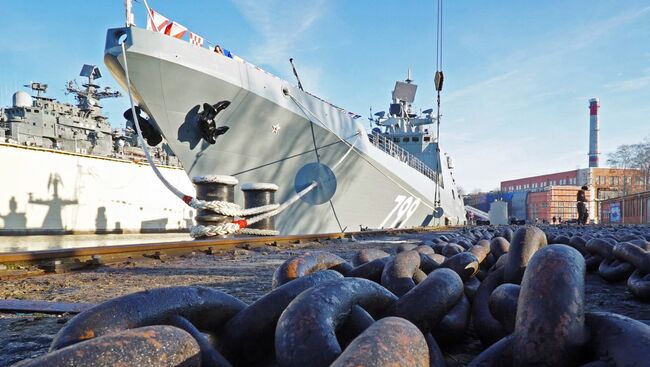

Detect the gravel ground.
xmin=1 ymin=230 xmax=649 ymax=366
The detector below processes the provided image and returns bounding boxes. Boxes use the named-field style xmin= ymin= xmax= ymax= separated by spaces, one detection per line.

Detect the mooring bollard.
xmin=240 ymin=182 xmax=278 ymax=231
xmin=192 ymin=175 xmax=238 ymax=237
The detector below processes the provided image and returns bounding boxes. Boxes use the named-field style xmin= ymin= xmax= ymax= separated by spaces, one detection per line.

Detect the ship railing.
xmin=370 ymin=132 xmax=439 ymax=184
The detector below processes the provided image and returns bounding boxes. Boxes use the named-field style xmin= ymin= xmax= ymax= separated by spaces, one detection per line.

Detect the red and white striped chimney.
xmin=588 ymin=98 xmax=600 ymax=168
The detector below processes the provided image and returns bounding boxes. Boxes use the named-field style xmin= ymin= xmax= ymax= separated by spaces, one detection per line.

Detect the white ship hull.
xmin=0 ymin=143 xmax=195 ymax=235
xmin=104 ymin=27 xmax=466 ymax=235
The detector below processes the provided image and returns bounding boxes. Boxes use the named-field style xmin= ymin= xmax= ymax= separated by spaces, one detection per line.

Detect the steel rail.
xmin=0 ymin=227 xmax=452 ymax=267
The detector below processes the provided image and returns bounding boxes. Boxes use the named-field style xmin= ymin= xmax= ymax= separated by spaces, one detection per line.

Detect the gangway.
xmin=464 ymin=205 xmax=489 ymax=221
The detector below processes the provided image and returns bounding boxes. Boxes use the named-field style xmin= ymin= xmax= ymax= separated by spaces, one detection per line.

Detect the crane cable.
xmin=433 ymin=0 xmax=444 ymax=215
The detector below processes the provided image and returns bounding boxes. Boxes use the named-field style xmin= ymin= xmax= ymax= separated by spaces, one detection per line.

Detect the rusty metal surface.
xmin=393 ymin=268 xmax=464 ymax=333
xmin=275 ymin=278 xmax=397 ymax=367
xmin=0 ymin=227 xmax=447 ymax=267
xmin=504 ymin=226 xmax=547 ymax=284
xmin=0 ymin=232 xmax=345 ymax=265
xmin=598 ymin=257 xmax=635 ymax=281
xmin=627 ymin=269 xmax=650 ymax=300
xmin=489 ymin=237 xmax=510 ymax=260
xmin=586 ymin=311 xmax=650 ymax=366
xmin=13 ymin=325 xmax=201 ymax=367
xmin=271 ymin=251 xmax=352 ymax=288
xmin=471 ymin=267 xmax=507 ymax=346
xmin=347 ymin=257 xmax=390 ymax=283
xmin=488 ymin=283 xmax=520 ymax=334
xmin=221 ymin=270 xmax=343 ymax=365
xmin=350 ymin=248 xmax=390 ymax=267
xmin=432 ymin=294 xmax=471 ymax=345
xmin=613 ymin=242 xmax=650 ymax=272
xmin=441 ymin=252 xmax=479 ymax=281
xmin=50 ymin=286 xmax=246 ymax=351
xmin=381 ymin=250 xmax=421 ymax=296
xmin=467 ymin=335 xmax=513 ymax=367
xmin=514 ymin=244 xmax=588 ymax=367
xmin=330 ymin=317 xmax=429 ymax=367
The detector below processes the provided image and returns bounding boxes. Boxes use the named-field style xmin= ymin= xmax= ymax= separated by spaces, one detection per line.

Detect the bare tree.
xmin=607 ymin=144 xmax=635 ymax=195
xmin=607 ymin=136 xmax=650 ymax=193
xmin=631 ymin=137 xmax=650 ymax=190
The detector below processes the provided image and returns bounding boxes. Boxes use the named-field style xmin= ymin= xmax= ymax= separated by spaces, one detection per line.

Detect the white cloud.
xmin=605 ymin=72 xmax=650 ymax=93
xmin=231 ymin=0 xmax=327 ymax=67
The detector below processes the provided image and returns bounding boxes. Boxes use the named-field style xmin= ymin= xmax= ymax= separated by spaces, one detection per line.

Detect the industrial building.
xmin=466 ymin=98 xmax=647 ymax=224
xmin=600 ymin=190 xmax=650 ymax=224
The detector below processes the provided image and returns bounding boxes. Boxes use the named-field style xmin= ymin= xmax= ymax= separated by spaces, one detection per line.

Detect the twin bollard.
xmin=192 ymin=176 xmax=278 ymax=236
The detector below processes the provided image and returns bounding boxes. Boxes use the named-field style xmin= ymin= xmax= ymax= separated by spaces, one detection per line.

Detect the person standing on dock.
xmin=577 ymin=186 xmax=589 ymax=225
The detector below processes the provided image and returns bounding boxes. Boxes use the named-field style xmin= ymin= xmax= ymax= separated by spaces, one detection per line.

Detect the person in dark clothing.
xmin=577 ymin=185 xmax=588 ymax=225
xmin=552 ymin=216 xmax=557 ymax=225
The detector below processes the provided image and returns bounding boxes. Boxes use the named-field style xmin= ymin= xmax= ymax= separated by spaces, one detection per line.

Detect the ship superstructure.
xmin=0 ymin=66 xmax=194 ymax=236
xmin=369 ymin=71 xmax=454 ymax=189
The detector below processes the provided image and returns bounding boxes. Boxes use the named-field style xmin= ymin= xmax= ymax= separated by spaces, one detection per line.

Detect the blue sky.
xmin=1 ymin=1 xmax=649 ymax=191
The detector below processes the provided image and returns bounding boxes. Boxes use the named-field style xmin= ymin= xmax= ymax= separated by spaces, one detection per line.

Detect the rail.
xmin=0 ymin=226 xmax=455 ymax=272
xmin=369 ymin=132 xmax=439 ymax=183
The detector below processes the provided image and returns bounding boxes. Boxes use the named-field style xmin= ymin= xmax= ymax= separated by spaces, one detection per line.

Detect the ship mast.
xmin=125 ymin=0 xmax=135 ymax=27
xmin=65 ymin=65 xmax=121 ymax=119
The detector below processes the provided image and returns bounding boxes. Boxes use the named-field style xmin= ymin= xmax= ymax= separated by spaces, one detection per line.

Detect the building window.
xmin=424 ymin=136 xmax=431 ymax=142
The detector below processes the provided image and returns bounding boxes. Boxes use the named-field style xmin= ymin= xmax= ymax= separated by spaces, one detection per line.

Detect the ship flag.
xmin=189 ymin=32 xmax=204 ymax=47
xmin=146 ymin=9 xmax=170 ymax=33
xmin=164 ymin=22 xmax=188 ymax=39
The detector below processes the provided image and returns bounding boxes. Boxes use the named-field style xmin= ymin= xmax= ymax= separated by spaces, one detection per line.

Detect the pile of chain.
xmin=543 ymin=224 xmax=650 ymax=301
xmin=13 ymin=226 xmax=650 ymax=367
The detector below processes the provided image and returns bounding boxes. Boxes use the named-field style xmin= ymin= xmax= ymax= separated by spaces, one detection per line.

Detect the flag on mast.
xmin=164 ymin=22 xmax=188 ymax=39
xmin=189 ymin=32 xmax=204 ymax=47
xmin=146 ymin=9 xmax=169 ymax=33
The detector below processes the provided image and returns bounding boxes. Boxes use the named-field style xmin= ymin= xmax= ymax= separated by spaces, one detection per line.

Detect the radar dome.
xmin=12 ymin=91 xmax=32 ymax=107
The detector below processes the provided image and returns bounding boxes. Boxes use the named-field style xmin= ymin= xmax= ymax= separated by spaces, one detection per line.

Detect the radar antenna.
xmin=65 ymin=64 xmax=121 ymax=116
xmin=24 ymin=82 xmax=48 ymax=97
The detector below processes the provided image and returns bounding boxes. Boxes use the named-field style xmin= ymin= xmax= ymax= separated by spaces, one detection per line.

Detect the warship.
xmin=102 ymin=5 xmax=466 ymax=235
xmin=0 ymin=65 xmax=195 ymax=235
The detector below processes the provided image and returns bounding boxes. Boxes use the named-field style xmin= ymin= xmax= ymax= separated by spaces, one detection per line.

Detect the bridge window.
xmin=402 ymin=137 xmax=409 ymax=142
xmin=424 ymin=136 xmax=430 ymax=142
xmin=412 ymin=137 xmax=419 ymax=142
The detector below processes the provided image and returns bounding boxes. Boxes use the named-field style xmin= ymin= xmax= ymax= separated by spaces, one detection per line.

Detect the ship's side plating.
xmin=0 ymin=143 xmax=194 ymax=236
xmin=104 ymin=27 xmax=465 ymax=234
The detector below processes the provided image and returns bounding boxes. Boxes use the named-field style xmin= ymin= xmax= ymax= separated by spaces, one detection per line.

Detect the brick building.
xmin=600 ymin=190 xmax=650 ymax=224
xmin=499 ymin=167 xmax=645 ymax=223
xmin=527 ymin=186 xmax=590 ymax=222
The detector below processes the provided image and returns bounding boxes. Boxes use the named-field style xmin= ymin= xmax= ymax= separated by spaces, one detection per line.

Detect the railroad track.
xmin=0 ymin=226 xmax=453 ymax=277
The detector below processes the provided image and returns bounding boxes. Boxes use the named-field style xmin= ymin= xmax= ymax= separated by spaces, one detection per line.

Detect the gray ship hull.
xmin=0 ymin=142 xmax=195 ymax=235
xmin=104 ymin=27 xmax=466 ymax=235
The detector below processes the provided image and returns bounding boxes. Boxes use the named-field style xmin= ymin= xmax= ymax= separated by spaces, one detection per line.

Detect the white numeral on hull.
xmin=379 ymin=195 xmax=421 ymax=229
